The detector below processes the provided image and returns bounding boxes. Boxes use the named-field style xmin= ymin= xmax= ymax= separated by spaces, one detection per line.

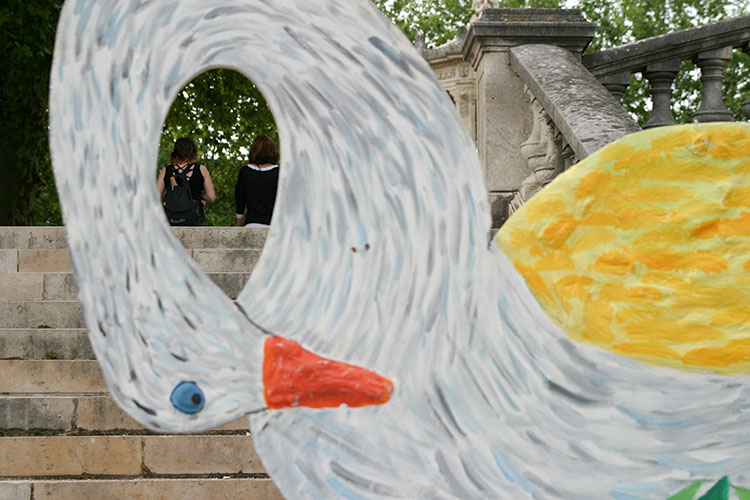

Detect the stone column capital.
xmin=463 ymin=8 xmax=597 ymax=69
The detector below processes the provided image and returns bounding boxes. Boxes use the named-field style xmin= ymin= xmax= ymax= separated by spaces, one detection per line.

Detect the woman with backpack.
xmin=157 ymin=137 xmax=216 ymax=226
xmin=235 ymin=134 xmax=280 ymax=228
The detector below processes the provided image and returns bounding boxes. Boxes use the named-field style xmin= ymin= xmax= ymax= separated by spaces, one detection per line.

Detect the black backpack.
xmin=163 ymin=163 xmax=204 ymax=226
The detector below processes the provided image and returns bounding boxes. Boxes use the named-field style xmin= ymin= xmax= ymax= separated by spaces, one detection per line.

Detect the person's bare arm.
xmin=234 ymin=168 xmax=246 ymax=226
xmin=200 ymin=165 xmax=216 ymax=203
xmin=156 ymin=167 xmax=166 ymax=199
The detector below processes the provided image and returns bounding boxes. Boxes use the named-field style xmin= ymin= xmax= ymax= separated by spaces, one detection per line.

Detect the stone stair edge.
xmin=0 ymin=434 xmax=266 ymax=478
xmin=0 ymin=328 xmax=94 ymax=360
xmin=0 ymin=359 xmax=106 ymax=393
xmin=0 ymin=297 xmax=254 ymax=328
xmin=1 ymin=249 xmax=262 ymax=274
xmin=0 ymin=394 xmax=250 ymax=433
xmin=0 ymin=478 xmax=283 ymax=500
xmin=0 ymin=327 xmax=86 ymax=331
xmin=0 ymin=271 xmax=252 ymax=301
xmin=0 ymin=227 xmax=269 ymax=250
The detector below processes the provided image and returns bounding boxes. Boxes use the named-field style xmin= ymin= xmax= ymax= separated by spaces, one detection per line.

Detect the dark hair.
xmin=171 ymin=137 xmax=199 ymax=163
xmin=248 ymin=135 xmax=279 ymax=165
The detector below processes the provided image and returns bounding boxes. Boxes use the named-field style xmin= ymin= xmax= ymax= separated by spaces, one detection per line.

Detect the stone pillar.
xmin=693 ymin=46 xmax=734 ymax=122
xmin=509 ymin=87 xmax=565 ymax=214
xmin=425 ymin=30 xmax=478 ymax=142
xmin=642 ymin=59 xmax=680 ymax=129
xmin=463 ymin=9 xmax=595 ymax=227
xmin=599 ymin=71 xmax=631 ymax=102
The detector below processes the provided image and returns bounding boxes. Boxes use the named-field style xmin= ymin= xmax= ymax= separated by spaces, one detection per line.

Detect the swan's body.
xmin=49 ymin=0 xmax=750 ymax=498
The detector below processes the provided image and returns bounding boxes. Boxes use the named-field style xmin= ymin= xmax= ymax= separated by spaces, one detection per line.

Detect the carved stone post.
xmin=599 ymin=71 xmax=631 ymax=103
xmin=560 ymin=142 xmax=576 ymax=170
xmin=693 ymin=46 xmax=734 ymax=122
xmin=643 ymin=59 xmax=680 ymax=129
xmin=463 ymin=9 xmax=595 ymax=227
xmin=510 ymin=87 xmax=564 ymax=213
xmin=471 ymin=0 xmax=499 ymax=22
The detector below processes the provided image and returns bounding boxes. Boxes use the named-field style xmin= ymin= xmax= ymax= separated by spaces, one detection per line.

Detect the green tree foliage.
xmin=6 ymin=0 xmax=750 ymax=225
xmin=372 ymin=0 xmax=475 ymax=47
xmin=0 ymin=1 xmax=62 ymax=225
xmin=374 ymin=0 xmax=748 ymax=125
xmin=372 ymin=0 xmax=564 ymax=47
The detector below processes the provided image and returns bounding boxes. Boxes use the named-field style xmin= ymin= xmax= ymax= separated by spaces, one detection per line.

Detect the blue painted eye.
xmin=170 ymin=381 xmax=205 ymax=414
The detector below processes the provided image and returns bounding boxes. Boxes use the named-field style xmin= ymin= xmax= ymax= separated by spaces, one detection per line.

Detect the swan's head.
xmin=74 ymin=266 xmax=393 ymax=433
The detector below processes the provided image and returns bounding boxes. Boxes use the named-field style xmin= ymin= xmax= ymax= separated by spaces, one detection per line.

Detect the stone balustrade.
xmin=582 ymin=15 xmax=750 ymax=127
xmin=424 ymin=9 xmax=749 ymax=225
xmin=462 ymin=8 xmax=597 ymax=225
xmin=507 ymin=44 xmax=640 ymax=213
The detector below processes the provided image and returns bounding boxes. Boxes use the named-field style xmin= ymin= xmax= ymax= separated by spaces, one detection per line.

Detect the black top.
xmin=235 ymin=164 xmax=279 ymax=225
xmin=167 ymin=163 xmax=204 ymax=201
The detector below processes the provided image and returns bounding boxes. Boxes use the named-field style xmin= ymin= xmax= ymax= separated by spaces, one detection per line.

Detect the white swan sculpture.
xmin=49 ymin=1 xmax=750 ymax=499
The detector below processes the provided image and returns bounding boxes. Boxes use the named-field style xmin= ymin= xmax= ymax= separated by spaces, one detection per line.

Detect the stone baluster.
xmin=532 ymin=113 xmax=563 ymax=188
xmin=693 ymin=46 xmax=735 ymax=122
xmin=510 ymin=89 xmax=543 ymax=214
xmin=561 ymin=142 xmax=576 ymax=170
xmin=510 ymin=89 xmax=562 ymax=214
xmin=464 ymin=8 xmax=596 ymax=226
xmin=643 ymin=59 xmax=681 ymax=129
xmin=599 ymin=71 xmax=631 ymax=103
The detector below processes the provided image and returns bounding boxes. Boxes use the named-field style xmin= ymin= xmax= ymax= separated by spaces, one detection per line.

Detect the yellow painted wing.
xmin=497 ymin=123 xmax=750 ymax=374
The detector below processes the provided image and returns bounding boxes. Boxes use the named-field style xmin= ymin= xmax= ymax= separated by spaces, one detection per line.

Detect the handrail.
xmin=583 ymin=15 xmax=750 ymax=77
xmin=510 ymin=44 xmax=640 ymax=160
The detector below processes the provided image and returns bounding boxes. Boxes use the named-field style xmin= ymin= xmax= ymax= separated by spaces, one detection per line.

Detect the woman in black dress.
xmin=235 ymin=134 xmax=280 ymax=227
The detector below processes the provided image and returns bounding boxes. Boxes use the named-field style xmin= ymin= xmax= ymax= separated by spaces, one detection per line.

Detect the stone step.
xmin=0 ymin=360 xmax=106 ymax=394
xmin=0 ymin=395 xmax=249 ymax=432
xmin=0 ymin=329 xmax=93 ymax=360
xmin=0 ymin=271 xmax=251 ymax=301
xmin=0 ymin=295 xmax=264 ymax=329
xmin=0 ymin=227 xmax=268 ymax=250
xmin=0 ymin=479 xmax=283 ymax=500
xmin=0 ymin=248 xmax=261 ymax=274
xmin=0 ymin=435 xmax=265 ymax=477
xmin=0 ymin=302 xmax=83 ymax=329
xmin=189 ymin=249 xmax=263 ymax=273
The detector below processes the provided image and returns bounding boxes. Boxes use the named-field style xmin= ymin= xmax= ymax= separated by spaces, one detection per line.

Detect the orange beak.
xmin=263 ymin=337 xmax=394 ymax=410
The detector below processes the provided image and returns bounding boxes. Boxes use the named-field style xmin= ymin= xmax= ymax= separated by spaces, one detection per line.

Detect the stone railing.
xmin=507 ymin=44 xmax=640 ymax=213
xmin=424 ymin=9 xmax=750 ymax=226
xmin=583 ymin=15 xmax=750 ymax=127
xmin=461 ymin=8 xmax=602 ymax=225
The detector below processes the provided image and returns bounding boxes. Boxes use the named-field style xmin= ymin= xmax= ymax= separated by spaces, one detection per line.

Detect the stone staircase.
xmin=0 ymin=227 xmax=283 ymax=500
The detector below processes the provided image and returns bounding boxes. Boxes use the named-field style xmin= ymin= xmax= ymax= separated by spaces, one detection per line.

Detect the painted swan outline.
xmin=50 ymin=0 xmax=750 ymax=498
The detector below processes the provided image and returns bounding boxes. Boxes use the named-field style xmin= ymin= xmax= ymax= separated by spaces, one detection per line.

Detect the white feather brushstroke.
xmin=50 ymin=1 xmax=750 ymax=498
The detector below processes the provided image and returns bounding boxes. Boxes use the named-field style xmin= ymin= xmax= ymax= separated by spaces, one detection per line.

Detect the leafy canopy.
xmin=14 ymin=0 xmax=750 ymax=225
